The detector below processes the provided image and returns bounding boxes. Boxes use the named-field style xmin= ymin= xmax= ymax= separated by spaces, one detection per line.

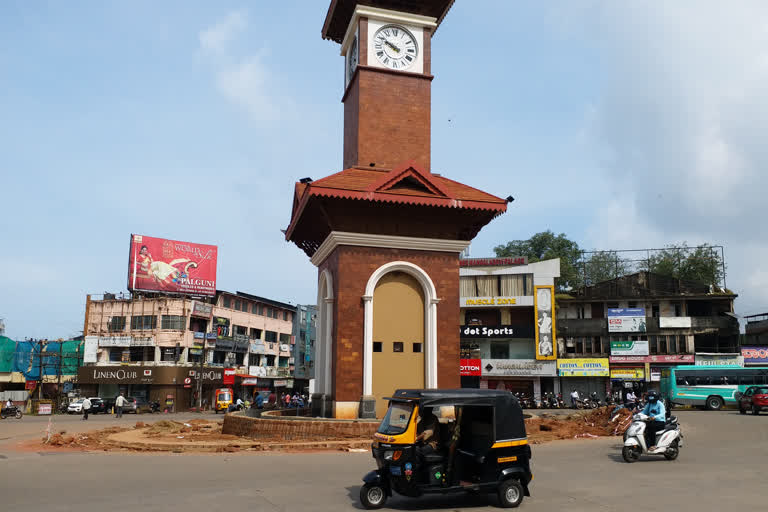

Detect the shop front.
xmin=741 ymin=346 xmax=768 ymax=367
xmin=77 ymin=366 xmax=224 ymax=412
xmin=556 ymin=358 xmax=610 ymax=398
xmin=479 ymin=359 xmax=557 ymax=401
xmin=610 ymin=366 xmax=647 ymax=397
xmin=610 ymin=354 xmax=695 ymax=396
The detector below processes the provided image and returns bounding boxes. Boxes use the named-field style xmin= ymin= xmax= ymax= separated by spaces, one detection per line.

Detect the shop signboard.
xmin=481 ymin=359 xmax=557 ymax=377
xmin=650 ymin=368 xmax=661 ymax=382
xmin=25 ymin=380 xmax=38 ymax=390
xmin=215 ymin=339 xmax=234 ymax=351
xmin=695 ymin=353 xmax=744 ymax=367
xmin=460 ymin=359 xmax=481 ymax=376
xmin=534 ymin=285 xmax=556 ymax=360
xmin=37 ymin=403 xmax=52 ymax=415
xmin=460 ymin=325 xmax=535 ymax=339
xmin=607 ymin=308 xmax=647 ymax=333
xmin=460 ymin=256 xmax=527 ymax=267
xmin=274 ymin=379 xmax=293 ymax=388
xmin=610 ymin=367 xmax=645 ymax=380
xmin=84 ymin=336 xmax=98 ymax=363
xmin=233 ymin=340 xmax=249 ymax=354
xmin=98 ymin=336 xmax=131 ymax=347
xmin=130 ymin=336 xmax=155 ymax=347
xmin=659 ymin=317 xmax=692 ymax=328
xmin=127 ymin=234 xmax=217 ymax=296
xmin=741 ymin=346 xmax=768 ymax=364
xmin=556 ymin=358 xmax=610 ymax=377
xmin=223 ymin=368 xmax=236 ymax=386
xmin=609 ymin=354 xmax=695 ymax=364
xmin=191 ymin=301 xmax=213 ymax=318
xmin=241 ymin=378 xmax=259 ymax=385
xmin=249 ymin=366 xmax=267 ymax=377
xmin=462 ymin=296 xmax=532 ymax=307
xmin=610 ymin=339 xmax=649 ymax=356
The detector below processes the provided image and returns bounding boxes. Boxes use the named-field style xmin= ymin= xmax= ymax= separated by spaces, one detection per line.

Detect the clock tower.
xmin=286 ymin=1 xmax=509 ymax=419
xmin=333 ymin=3 xmax=442 ymax=171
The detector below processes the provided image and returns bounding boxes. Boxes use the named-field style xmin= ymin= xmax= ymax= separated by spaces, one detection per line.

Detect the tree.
xmin=641 ymin=243 xmax=724 ymax=286
xmin=581 ymin=251 xmax=632 ymax=287
xmin=494 ymin=231 xmax=582 ymax=291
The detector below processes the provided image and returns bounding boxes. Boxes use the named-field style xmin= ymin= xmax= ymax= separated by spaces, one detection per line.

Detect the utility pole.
xmin=197 ymin=333 xmax=206 ymax=411
xmin=38 ymin=340 xmax=43 ymax=401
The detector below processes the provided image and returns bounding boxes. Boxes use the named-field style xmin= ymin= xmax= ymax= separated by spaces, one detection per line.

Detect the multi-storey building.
xmin=79 ymin=291 xmax=296 ymax=410
xmin=292 ymin=304 xmax=317 ymax=392
xmin=459 ymin=257 xmax=561 ymax=402
xmin=557 ymin=272 xmax=739 ymax=398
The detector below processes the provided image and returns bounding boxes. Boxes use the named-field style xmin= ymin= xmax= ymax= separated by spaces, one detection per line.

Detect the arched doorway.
xmin=372 ymin=271 xmax=425 ymax=417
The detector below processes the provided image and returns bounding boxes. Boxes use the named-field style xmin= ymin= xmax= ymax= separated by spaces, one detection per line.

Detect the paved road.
xmin=1 ymin=410 xmax=766 ymax=511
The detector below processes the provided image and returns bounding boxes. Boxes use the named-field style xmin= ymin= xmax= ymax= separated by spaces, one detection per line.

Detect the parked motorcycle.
xmin=149 ymin=400 xmax=161 ymax=413
xmin=556 ymin=393 xmax=565 ymax=408
xmin=622 ymin=413 xmax=682 ymax=462
xmin=546 ymin=392 xmax=560 ymax=409
xmin=1 ymin=404 xmax=23 ymax=419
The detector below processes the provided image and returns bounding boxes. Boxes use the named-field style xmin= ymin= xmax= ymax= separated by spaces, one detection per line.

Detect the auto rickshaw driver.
xmin=415 ymin=406 xmax=441 ymax=459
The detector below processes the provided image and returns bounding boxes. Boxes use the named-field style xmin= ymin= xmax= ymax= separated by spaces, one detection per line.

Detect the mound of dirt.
xmin=526 ymin=407 xmax=632 ymax=443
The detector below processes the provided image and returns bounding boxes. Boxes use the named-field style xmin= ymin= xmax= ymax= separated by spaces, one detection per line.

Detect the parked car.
xmin=738 ymin=385 xmax=768 ymax=415
xmin=123 ymin=397 xmax=152 ymax=414
xmin=67 ymin=399 xmax=84 ymax=414
xmin=89 ymin=398 xmax=107 ymax=414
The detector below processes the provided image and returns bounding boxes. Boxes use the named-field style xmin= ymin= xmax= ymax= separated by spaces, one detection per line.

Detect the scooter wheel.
xmin=664 ymin=440 xmax=679 ymax=461
xmin=360 ymin=483 xmax=387 ymax=510
xmin=622 ymin=446 xmax=640 ymax=463
xmin=15 ymin=411 xmax=22 ymax=419
xmin=498 ymin=479 xmax=524 ymax=508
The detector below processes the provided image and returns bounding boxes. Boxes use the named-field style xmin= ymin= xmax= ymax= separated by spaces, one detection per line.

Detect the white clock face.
xmin=348 ymin=36 xmax=358 ymax=79
xmin=373 ymin=25 xmax=418 ymax=71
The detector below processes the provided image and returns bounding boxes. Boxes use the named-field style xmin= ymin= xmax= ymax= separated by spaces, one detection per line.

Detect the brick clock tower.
xmin=286 ymin=0 xmax=510 ymax=419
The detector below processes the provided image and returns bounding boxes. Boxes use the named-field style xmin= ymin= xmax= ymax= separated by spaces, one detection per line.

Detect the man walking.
xmin=115 ymin=393 xmax=126 ymax=418
xmin=82 ymin=397 xmax=91 ymax=420
xmin=570 ymin=389 xmax=580 ymax=408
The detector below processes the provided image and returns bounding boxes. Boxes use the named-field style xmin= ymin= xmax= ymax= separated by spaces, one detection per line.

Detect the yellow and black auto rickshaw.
xmin=360 ymin=389 xmax=532 ymax=509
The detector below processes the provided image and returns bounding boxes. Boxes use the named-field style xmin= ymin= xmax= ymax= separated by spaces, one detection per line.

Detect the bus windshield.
xmin=378 ymin=402 xmax=414 ymax=435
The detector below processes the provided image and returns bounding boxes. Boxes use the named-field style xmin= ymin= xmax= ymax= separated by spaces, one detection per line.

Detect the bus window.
xmin=676 ymin=375 xmax=688 ymax=386
xmin=740 ymin=375 xmax=754 ymax=386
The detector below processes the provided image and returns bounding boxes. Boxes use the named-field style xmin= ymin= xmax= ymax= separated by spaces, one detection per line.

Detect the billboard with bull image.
xmin=127 ymin=234 xmax=217 ymax=296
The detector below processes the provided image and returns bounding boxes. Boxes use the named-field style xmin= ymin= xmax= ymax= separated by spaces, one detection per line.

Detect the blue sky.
xmin=2 ymin=1 xmax=767 ymax=339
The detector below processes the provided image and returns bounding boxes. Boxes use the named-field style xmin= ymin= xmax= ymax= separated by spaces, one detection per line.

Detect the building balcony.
xmin=557 ymin=318 xmax=607 ymax=336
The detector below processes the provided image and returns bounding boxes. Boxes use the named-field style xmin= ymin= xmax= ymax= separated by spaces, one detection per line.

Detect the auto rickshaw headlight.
xmin=383 ymin=450 xmax=394 ymax=461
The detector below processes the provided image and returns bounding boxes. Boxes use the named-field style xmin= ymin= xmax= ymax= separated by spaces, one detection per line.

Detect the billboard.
xmin=557 ymin=358 xmax=610 ymax=377
xmin=742 ymin=346 xmax=768 ymax=364
xmin=607 ymin=308 xmax=647 ymax=333
xmin=128 ymin=234 xmax=217 ymax=296
xmin=610 ymin=339 xmax=649 ymax=356
xmin=481 ymin=359 xmax=557 ymax=377
xmin=460 ymin=359 xmax=482 ymax=376
xmin=534 ymin=285 xmax=556 ymax=360
xmin=460 ymin=325 xmax=535 ymax=339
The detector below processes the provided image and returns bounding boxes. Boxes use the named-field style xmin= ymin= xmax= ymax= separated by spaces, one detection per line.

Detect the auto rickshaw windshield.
xmin=378 ymin=402 xmax=414 ymax=435
xmin=218 ymin=392 xmax=231 ymax=402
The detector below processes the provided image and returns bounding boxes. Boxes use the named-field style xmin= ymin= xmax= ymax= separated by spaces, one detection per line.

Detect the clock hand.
xmin=384 ymin=40 xmax=400 ymax=53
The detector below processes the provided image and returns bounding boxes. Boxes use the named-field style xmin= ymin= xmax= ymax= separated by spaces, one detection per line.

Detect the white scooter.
xmin=622 ymin=413 xmax=682 ymax=463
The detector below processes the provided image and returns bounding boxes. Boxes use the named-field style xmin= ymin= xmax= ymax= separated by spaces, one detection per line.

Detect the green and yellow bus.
xmin=660 ymin=365 xmax=768 ymax=410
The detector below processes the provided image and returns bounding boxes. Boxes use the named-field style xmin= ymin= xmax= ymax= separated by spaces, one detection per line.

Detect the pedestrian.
xmin=570 ymin=389 xmax=580 ymax=408
xmin=115 ymin=392 xmax=126 ymax=418
xmin=268 ymin=390 xmax=276 ymax=408
xmin=284 ymin=392 xmax=291 ymax=408
xmin=255 ymin=392 xmax=264 ymax=409
xmin=82 ymin=397 xmax=91 ymax=420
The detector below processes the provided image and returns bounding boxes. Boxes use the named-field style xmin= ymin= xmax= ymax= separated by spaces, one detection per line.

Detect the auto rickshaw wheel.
xmin=360 ymin=483 xmax=387 ymax=510
xmin=497 ymin=479 xmax=524 ymax=508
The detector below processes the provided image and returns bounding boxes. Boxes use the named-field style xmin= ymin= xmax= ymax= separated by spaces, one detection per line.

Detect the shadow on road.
xmin=346 ymin=485 xmax=495 ymax=510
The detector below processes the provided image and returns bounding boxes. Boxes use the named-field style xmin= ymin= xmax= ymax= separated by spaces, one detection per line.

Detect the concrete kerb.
xmin=222 ymin=410 xmax=379 ymax=440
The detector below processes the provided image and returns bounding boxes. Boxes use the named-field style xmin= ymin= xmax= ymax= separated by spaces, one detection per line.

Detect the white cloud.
xmin=560 ymin=1 xmax=768 ymax=314
xmin=199 ymin=10 xmax=285 ymax=121
xmin=199 ymin=10 xmax=248 ymax=55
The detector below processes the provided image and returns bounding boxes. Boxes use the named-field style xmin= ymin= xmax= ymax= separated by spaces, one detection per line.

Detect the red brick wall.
xmin=222 ymin=413 xmax=378 ymax=440
xmin=343 ymin=67 xmax=433 ymax=171
xmin=322 ymin=245 xmax=460 ymax=403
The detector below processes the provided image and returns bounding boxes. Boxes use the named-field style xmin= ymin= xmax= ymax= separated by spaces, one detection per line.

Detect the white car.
xmin=67 ymin=399 xmax=84 ymax=413
xmin=67 ymin=397 xmax=98 ymax=414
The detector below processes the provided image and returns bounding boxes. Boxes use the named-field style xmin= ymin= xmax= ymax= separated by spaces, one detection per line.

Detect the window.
xmin=594 ymin=336 xmax=602 ymax=353
xmin=130 ymin=347 xmax=153 ymax=362
xmin=393 ymin=342 xmax=404 ymax=353
xmin=235 ymin=299 xmax=241 ymax=311
xmin=233 ymin=325 xmax=247 ymax=336
xmin=607 ymin=302 xmax=619 ymax=309
xmin=575 ymin=338 xmax=584 ymax=354
xmin=491 ymin=342 xmax=509 ymax=359
xmin=413 ymin=343 xmax=422 ymax=353
xmin=223 ymin=296 xmax=231 ymax=308
xmin=212 ymin=351 xmax=226 ymax=365
xmin=265 ymin=331 xmax=277 ymax=343
xmin=257 ymin=304 xmax=263 ymax=315
xmin=668 ymin=335 xmax=677 ymax=354
xmin=652 ymin=303 xmax=660 ymax=318
xmin=584 ymin=337 xmax=593 ymax=354
xmin=279 ymin=333 xmax=291 ymax=344
xmin=266 ymin=355 xmax=276 ymax=366
xmin=109 ymin=347 xmax=123 ymax=362
xmin=250 ymin=328 xmax=262 ymax=340
xmin=283 ymin=311 xmax=288 ymax=321
xmin=373 ymin=342 xmax=383 ymax=352
xmin=658 ymin=335 xmax=667 ymax=353
xmin=251 ymin=303 xmax=258 ymax=314
xmin=130 ymin=315 xmax=156 ymax=330
xmin=673 ymin=302 xmax=683 ymax=316
xmin=628 ymin=301 xmax=637 ymax=308
xmin=273 ymin=309 xmax=279 ymax=319
xmin=266 ymin=307 xmax=272 ymax=318
xmin=649 ymin=336 xmax=658 ymax=354
xmin=161 ymin=315 xmax=185 ymax=330
xmin=109 ymin=316 xmax=126 ymax=331
xmin=160 ymin=347 xmax=177 ymax=362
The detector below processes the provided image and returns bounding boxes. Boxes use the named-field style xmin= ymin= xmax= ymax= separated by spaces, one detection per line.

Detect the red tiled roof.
xmin=286 ymin=161 xmax=507 ymax=240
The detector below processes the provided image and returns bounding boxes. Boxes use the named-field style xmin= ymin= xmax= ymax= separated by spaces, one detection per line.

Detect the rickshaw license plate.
xmin=390 ymin=466 xmax=402 ymax=476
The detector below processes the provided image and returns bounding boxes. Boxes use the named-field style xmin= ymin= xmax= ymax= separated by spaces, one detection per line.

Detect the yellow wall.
xmin=372 ymin=272 xmax=425 ymax=417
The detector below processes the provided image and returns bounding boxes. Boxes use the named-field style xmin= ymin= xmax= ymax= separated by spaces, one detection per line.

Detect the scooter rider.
xmin=641 ymin=391 xmax=666 ymax=450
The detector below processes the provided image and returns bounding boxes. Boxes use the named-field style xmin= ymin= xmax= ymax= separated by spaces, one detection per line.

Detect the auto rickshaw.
xmin=214 ymin=388 xmax=233 ymax=414
xmin=360 ymin=389 xmax=532 ymax=509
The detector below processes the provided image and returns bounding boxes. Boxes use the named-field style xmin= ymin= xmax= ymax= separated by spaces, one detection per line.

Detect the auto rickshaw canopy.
xmin=385 ymin=389 xmax=526 ymax=443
